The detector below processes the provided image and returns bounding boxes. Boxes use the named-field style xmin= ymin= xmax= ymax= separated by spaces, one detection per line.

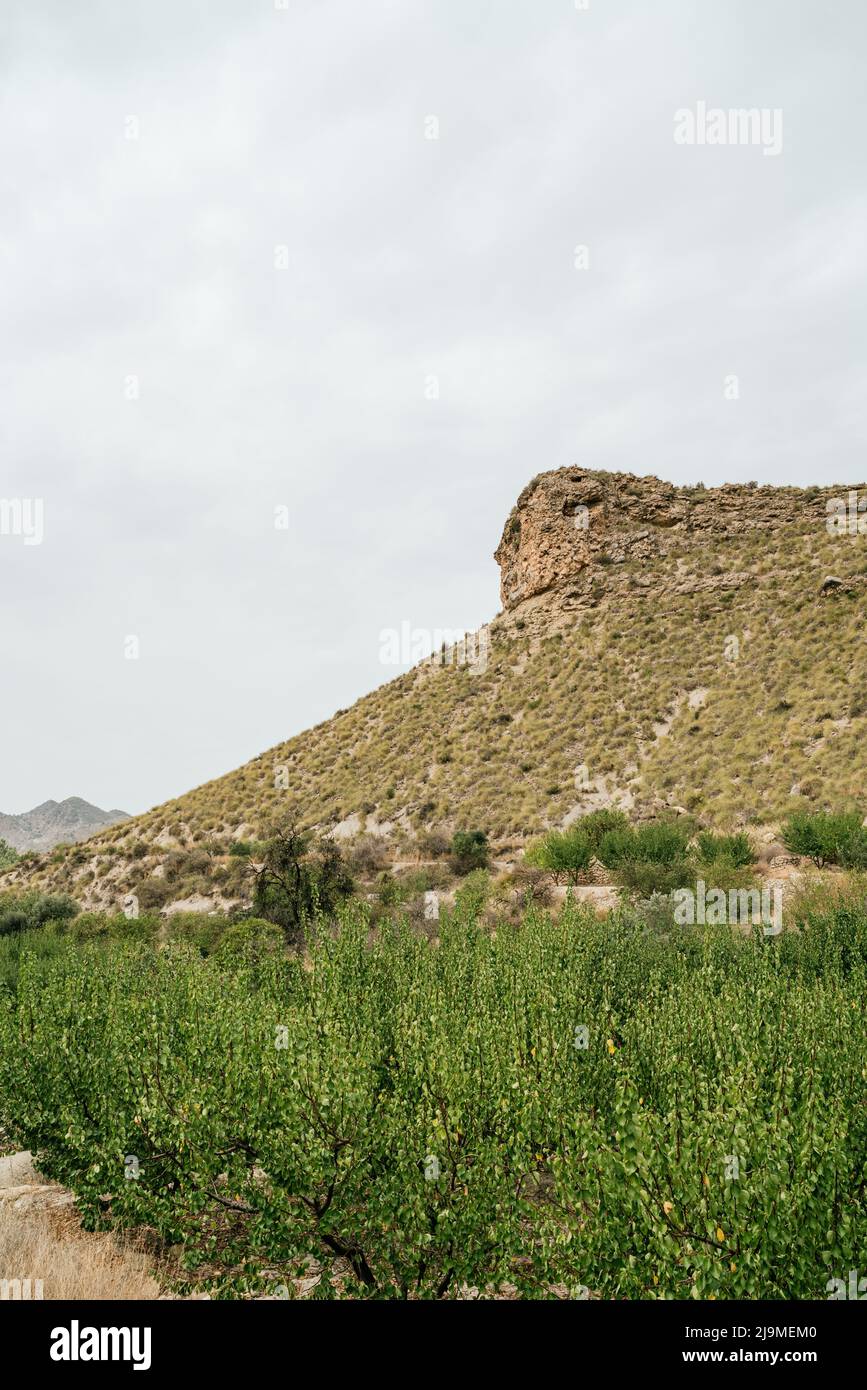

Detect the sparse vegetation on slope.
xmin=5 ymin=469 xmax=867 ymax=911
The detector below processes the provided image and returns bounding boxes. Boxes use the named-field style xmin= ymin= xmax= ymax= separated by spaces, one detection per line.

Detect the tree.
xmin=450 ymin=830 xmax=489 ymax=876
xmin=525 ymin=826 xmax=592 ymax=885
xmin=251 ymin=825 xmax=354 ymax=934
xmin=781 ymin=810 xmax=865 ymax=869
xmin=0 ymin=839 xmax=19 ymax=873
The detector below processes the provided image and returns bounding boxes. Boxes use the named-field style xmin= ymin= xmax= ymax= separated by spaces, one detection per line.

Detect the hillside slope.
xmin=6 ymin=468 xmax=867 ymax=909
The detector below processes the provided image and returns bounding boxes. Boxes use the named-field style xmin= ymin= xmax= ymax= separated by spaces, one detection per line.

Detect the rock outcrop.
xmin=494 ymin=468 xmax=853 ymax=611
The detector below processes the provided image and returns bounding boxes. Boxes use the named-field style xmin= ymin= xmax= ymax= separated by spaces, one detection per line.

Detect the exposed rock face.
xmin=0 ymin=797 xmax=130 ymax=852
xmin=494 ymin=468 xmax=850 ymax=611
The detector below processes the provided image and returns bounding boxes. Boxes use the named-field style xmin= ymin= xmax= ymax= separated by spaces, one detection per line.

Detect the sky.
xmin=1 ymin=0 xmax=865 ymax=816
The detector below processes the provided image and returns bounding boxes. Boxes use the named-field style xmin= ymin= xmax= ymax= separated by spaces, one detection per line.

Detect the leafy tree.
xmin=574 ymin=808 xmax=629 ymax=852
xmin=213 ymin=918 xmax=285 ymax=968
xmin=252 ymin=825 xmax=354 ymax=934
xmin=525 ymin=826 xmax=593 ymax=885
xmin=0 ymin=891 xmax=79 ymax=937
xmin=781 ymin=810 xmax=865 ymax=869
xmin=449 ymin=830 xmax=489 ymax=876
xmin=0 ymin=839 xmax=19 ymax=873
xmin=597 ymin=820 xmax=691 ymax=869
xmin=597 ymin=820 xmax=693 ymax=899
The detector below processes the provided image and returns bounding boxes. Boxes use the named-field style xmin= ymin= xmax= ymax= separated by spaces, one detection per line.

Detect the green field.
xmin=1 ymin=892 xmax=864 ymax=1299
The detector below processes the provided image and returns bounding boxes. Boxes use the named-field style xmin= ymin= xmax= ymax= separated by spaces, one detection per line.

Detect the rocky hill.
xmin=5 ymin=468 xmax=867 ymax=910
xmin=0 ymin=798 xmax=129 ymax=853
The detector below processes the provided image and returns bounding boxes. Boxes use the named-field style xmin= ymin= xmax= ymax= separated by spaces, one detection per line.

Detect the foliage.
xmin=525 ymin=826 xmax=592 ymax=884
xmin=0 ymin=891 xmax=80 ymax=938
xmin=213 ymin=919 xmax=286 ymax=969
xmin=0 ymin=839 xmax=19 ymax=872
xmin=1 ymin=895 xmax=865 ymax=1299
xmin=781 ymin=810 xmax=865 ymax=869
xmin=696 ymin=831 xmax=756 ymax=868
xmin=596 ymin=820 xmax=694 ymax=898
xmin=449 ymin=830 xmax=489 ymax=876
xmin=252 ymin=825 xmax=354 ymax=935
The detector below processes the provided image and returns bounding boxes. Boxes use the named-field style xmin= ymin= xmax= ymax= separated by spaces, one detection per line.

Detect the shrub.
xmin=213 ymin=919 xmax=285 ymax=968
xmin=450 ymin=830 xmax=489 ymax=876
xmin=135 ymin=878 xmax=175 ymax=911
xmin=252 ymin=825 xmax=354 ymax=934
xmin=575 ymin=808 xmax=630 ymax=851
xmin=597 ymin=820 xmax=693 ymax=900
xmin=348 ymin=835 xmax=390 ymax=876
xmin=453 ymin=869 xmax=491 ymax=919
xmin=696 ymin=831 xmax=756 ymax=868
xmin=0 ymin=839 xmax=20 ymax=872
xmin=418 ymin=830 xmax=452 ymax=859
xmin=597 ymin=821 xmax=691 ymax=869
xmin=0 ymin=891 xmax=80 ymax=937
xmin=525 ymin=826 xmax=593 ymax=885
xmin=781 ymin=810 xmax=865 ymax=868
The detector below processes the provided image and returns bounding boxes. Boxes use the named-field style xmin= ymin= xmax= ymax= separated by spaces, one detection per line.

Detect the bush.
xmin=135 ymin=877 xmax=175 ymax=911
xmin=696 ymin=831 xmax=756 ymax=868
xmin=613 ymin=857 xmax=696 ymax=898
xmin=450 ymin=830 xmax=489 ymax=876
xmin=597 ymin=821 xmax=692 ymax=869
xmin=418 ymin=830 xmax=451 ymax=859
xmin=453 ymin=869 xmax=490 ymax=919
xmin=781 ymin=810 xmax=865 ymax=868
xmin=0 ymin=891 xmax=80 ymax=937
xmin=0 ymin=839 xmax=19 ymax=872
xmin=213 ymin=919 xmax=285 ymax=968
xmin=348 ymin=835 xmax=390 ymax=876
xmin=252 ymin=825 xmax=354 ymax=934
xmin=525 ymin=826 xmax=592 ymax=885
xmin=575 ymin=808 xmax=629 ymax=851
xmin=597 ymin=820 xmax=693 ymax=900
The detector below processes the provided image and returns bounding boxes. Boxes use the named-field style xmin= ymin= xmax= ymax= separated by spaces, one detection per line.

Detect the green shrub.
xmin=696 ymin=831 xmax=755 ymax=868
xmin=525 ymin=826 xmax=592 ymax=885
xmin=781 ymin=810 xmax=865 ymax=868
xmin=213 ymin=919 xmax=285 ymax=968
xmin=0 ymin=839 xmax=19 ymax=872
xmin=450 ymin=830 xmax=489 ymax=876
xmin=597 ymin=820 xmax=693 ymax=900
xmin=0 ymin=891 xmax=80 ymax=937
xmin=453 ymin=869 xmax=490 ymax=919
xmin=575 ymin=808 xmax=630 ymax=851
xmin=597 ymin=821 xmax=691 ymax=868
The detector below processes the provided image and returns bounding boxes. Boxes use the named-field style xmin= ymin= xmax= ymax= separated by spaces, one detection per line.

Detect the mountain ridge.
xmin=0 ymin=798 xmax=130 ymax=853
xmin=4 ymin=468 xmax=867 ymax=910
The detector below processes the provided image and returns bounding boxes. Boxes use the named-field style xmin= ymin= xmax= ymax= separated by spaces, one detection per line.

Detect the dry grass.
xmin=7 ymin=478 xmax=867 ymax=908
xmin=0 ymin=1200 xmax=163 ymax=1301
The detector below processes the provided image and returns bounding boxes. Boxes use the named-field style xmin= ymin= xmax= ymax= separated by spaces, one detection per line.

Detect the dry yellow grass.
xmin=0 ymin=1200 xmax=162 ymax=1301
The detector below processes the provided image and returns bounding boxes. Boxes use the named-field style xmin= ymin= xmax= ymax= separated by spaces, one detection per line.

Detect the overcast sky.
xmin=1 ymin=0 xmax=865 ymax=816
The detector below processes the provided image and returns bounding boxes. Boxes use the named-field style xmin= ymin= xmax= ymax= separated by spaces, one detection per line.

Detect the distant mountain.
xmin=0 ymin=798 xmax=130 ymax=852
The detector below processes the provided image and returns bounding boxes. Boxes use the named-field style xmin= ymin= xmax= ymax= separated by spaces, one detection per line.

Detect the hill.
xmin=0 ymin=798 xmax=129 ymax=853
xmin=4 ymin=467 xmax=867 ymax=910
